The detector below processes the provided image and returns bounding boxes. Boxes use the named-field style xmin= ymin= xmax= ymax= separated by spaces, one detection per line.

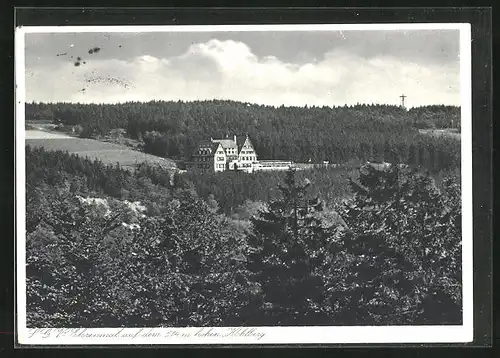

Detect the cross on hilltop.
xmin=400 ymin=94 xmax=407 ymax=108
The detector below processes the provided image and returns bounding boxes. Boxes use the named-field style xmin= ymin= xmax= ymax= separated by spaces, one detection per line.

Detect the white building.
xmin=188 ymin=134 xmax=294 ymax=173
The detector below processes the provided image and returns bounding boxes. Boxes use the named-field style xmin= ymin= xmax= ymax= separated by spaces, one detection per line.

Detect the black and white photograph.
xmin=16 ymin=23 xmax=473 ymax=345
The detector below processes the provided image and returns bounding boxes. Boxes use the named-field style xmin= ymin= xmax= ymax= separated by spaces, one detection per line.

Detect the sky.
xmin=23 ymin=28 xmax=462 ymax=108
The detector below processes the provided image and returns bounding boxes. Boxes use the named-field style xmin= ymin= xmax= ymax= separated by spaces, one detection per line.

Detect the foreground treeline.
xmin=26 ymin=146 xmax=457 ymax=216
xmin=26 ymin=145 xmax=356 ymax=215
xmin=26 ymin=101 xmax=460 ymax=170
xmin=26 ymin=147 xmax=462 ymax=327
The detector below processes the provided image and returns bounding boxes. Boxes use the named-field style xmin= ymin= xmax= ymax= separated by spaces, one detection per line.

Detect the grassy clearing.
xmin=25 ymin=121 xmax=59 ymax=131
xmin=25 ymin=131 xmax=176 ymax=171
xmin=419 ymin=128 xmax=461 ymax=140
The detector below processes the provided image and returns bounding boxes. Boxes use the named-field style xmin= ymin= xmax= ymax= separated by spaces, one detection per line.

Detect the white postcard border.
xmin=15 ymin=23 xmax=473 ymax=345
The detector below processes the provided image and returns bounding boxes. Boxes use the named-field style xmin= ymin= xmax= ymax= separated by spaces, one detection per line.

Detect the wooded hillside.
xmin=26 ymin=101 xmax=461 ymax=171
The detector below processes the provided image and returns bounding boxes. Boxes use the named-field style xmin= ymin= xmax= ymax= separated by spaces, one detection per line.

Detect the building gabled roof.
xmin=197 ymin=135 xmax=255 ymax=156
xmin=212 ymin=139 xmax=238 ymax=149
xmin=213 ymin=142 xmax=225 ymax=153
xmin=238 ymin=136 xmax=254 ymax=152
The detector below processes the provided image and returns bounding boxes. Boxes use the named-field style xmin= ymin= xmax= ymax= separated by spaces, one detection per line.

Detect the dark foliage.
xmin=327 ymin=164 xmax=462 ymax=324
xmin=243 ymin=169 xmax=334 ymax=325
xmin=25 ymin=145 xmax=190 ymax=208
xmin=26 ymin=188 xmax=251 ymax=327
xmin=184 ymin=167 xmax=354 ymax=215
xmin=408 ymin=105 xmax=461 ymax=130
xmin=240 ymin=167 xmax=461 ymax=326
xmin=25 ymin=149 xmax=462 ymax=327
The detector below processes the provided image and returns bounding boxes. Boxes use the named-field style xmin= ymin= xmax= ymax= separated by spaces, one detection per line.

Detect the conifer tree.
xmin=245 ymin=168 xmax=334 ymax=325
xmin=329 ymin=164 xmax=462 ymax=325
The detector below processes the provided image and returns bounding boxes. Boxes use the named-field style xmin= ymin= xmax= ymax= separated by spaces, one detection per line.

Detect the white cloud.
xmin=25 ymin=39 xmax=461 ymax=107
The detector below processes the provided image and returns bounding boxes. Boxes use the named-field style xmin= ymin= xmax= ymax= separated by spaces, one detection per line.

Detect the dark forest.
xmin=26 ymin=100 xmax=461 ymax=170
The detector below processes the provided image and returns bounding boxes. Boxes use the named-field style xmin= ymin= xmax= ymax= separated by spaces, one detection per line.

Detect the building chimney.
xmin=234 ymin=135 xmax=237 ymax=144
